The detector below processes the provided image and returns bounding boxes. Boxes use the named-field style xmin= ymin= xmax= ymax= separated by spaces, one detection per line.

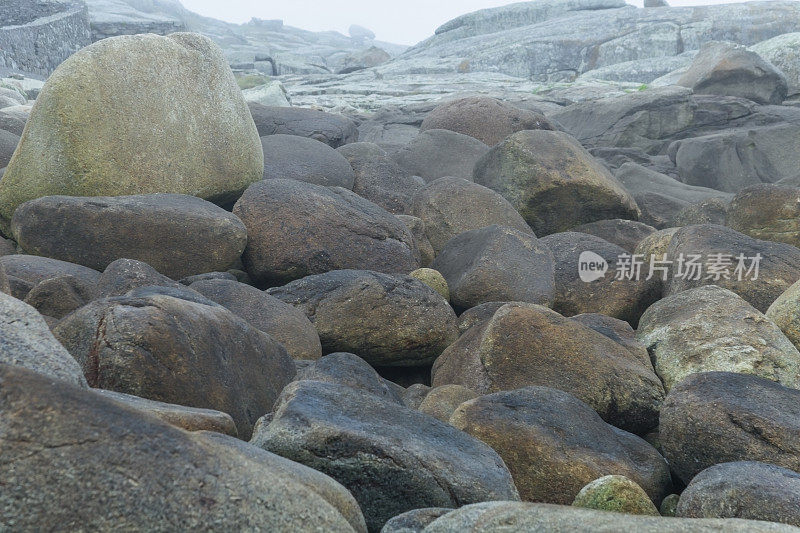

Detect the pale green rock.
xmin=572 ymin=475 xmax=660 ymax=516
xmin=0 ymin=32 xmax=263 ymax=233
xmin=410 ymin=268 xmax=449 ymax=301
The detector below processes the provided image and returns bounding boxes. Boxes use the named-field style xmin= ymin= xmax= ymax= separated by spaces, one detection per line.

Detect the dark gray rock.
xmin=95 ymin=258 xmax=182 ymax=298
xmin=233 ymin=179 xmax=419 ymax=287
xmin=268 ymin=269 xmax=459 ymax=367
xmin=660 ymin=371 xmax=800 ymax=484
xmin=431 ymin=225 xmax=554 ymax=311
xmin=189 ymin=278 xmax=322 ymax=361
xmin=248 ymin=102 xmax=358 ymax=148
xmin=381 ymin=508 xmax=452 ymax=533
xmin=260 ymin=134 xmax=355 ymax=188
xmin=670 ymin=198 xmax=729 ymax=226
xmin=0 ymin=129 xmax=19 ymax=169
xmin=250 ymin=380 xmax=519 ymax=531
xmin=677 ymin=461 xmax=800 ymax=527
xmin=295 ymin=351 xmax=403 ymax=404
xmin=23 ymin=274 xmax=95 ymax=319
xmin=391 ymin=129 xmax=489 ymax=182
xmin=573 ymin=219 xmax=656 ymax=252
xmin=396 ymin=214 xmax=435 ymax=267
xmin=11 ymin=193 xmax=247 ymax=279
xmin=53 ymin=291 xmax=296 ymax=439
xmin=0 ymin=254 xmax=100 ymax=301
xmin=726 ymin=184 xmax=800 ymax=247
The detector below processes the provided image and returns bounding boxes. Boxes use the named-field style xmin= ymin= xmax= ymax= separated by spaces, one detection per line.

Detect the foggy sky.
xmin=179 ymin=0 xmax=764 ymax=45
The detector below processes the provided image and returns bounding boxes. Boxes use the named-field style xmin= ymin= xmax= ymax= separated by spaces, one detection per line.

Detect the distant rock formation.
xmin=0 ymin=0 xmax=91 ymax=77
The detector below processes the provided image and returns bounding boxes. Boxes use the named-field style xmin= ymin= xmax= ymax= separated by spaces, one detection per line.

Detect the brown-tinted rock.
xmin=95 ymin=258 xmax=182 ymax=298
xmin=234 ymin=179 xmax=419 ymax=287
xmin=260 ymin=134 xmax=355 ymax=188
xmin=660 ymin=371 xmax=800 ymax=484
xmin=418 ymin=384 xmax=478 ymax=422
xmin=411 ymin=177 xmax=533 ymax=255
xmin=573 ymin=219 xmax=656 ymax=253
xmin=391 ymin=129 xmax=489 ymax=182
xmin=396 ymin=214 xmax=435 ymax=267
xmin=727 ymin=184 xmax=800 ymax=248
xmin=189 ymin=279 xmax=322 ymax=361
xmin=268 ymin=270 xmax=459 ymax=367
xmin=433 ymin=303 xmax=665 ymax=434
xmin=457 ymin=302 xmax=509 ymax=333
xmin=450 ymin=387 xmax=671 ymax=504
xmin=0 ymin=254 xmax=100 ymax=300
xmin=474 ymin=130 xmax=640 ymax=236
xmin=421 ymin=97 xmax=555 ymax=146
xmin=671 ymin=198 xmax=729 ymax=226
xmin=53 ymin=290 xmax=295 ymax=439
xmin=23 ymin=274 xmax=94 ymax=319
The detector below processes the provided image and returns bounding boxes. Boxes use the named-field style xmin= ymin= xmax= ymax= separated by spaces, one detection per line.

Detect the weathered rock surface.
xmin=268 ymin=270 xmax=459 ymax=367
xmin=418 ymin=385 xmax=478 ymax=423
xmin=0 ymin=364 xmax=358 ymax=531
xmin=295 ymin=352 xmax=403 ymax=404
xmin=261 ymin=134 xmax=355 ymax=188
xmin=573 ymin=219 xmax=656 ymax=252
xmin=677 ymin=461 xmax=800 ymax=527
xmin=752 ymin=32 xmax=800 ymax=95
xmin=94 ymin=258 xmax=182 ymax=298
xmin=0 ymin=33 xmax=263 ymax=232
xmin=726 ymin=184 xmax=800 ymax=247
xmin=53 ymin=290 xmax=295 ymax=439
xmin=189 ymin=278 xmax=322 ymax=361
xmin=450 ymin=387 xmax=671 ymax=504
xmin=22 ymin=273 xmax=95 ymax=319
xmin=11 ymin=194 xmax=247 ymax=279
xmin=572 ymin=475 xmax=659 ymax=516
xmin=381 ymin=508 xmax=452 ymax=533
xmin=233 ymin=179 xmax=419 ymax=287
xmin=0 ymin=291 xmax=86 ymax=387
xmin=396 ymin=214 xmax=435 ymax=267
xmin=0 ymin=254 xmax=100 ymax=301
xmin=660 ymin=371 xmax=800 ymax=484
xmin=433 ymin=303 xmax=665 ymax=434
xmin=391 ymin=129 xmax=489 ymax=182
xmin=431 ymin=225 xmax=554 ymax=311
xmin=248 ymin=102 xmax=358 ymax=148
xmin=474 ymin=130 xmax=640 ymax=236
xmin=411 ymin=177 xmax=533 ymax=255
xmin=250 ymin=380 xmax=519 ymax=531
xmin=638 ymin=285 xmax=800 ymax=391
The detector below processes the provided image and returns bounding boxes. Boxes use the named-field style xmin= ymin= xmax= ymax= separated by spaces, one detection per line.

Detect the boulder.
xmin=751 ymin=32 xmax=800 ymax=96
xmin=11 ymin=194 xmax=247 ymax=279
xmin=450 ymin=387 xmax=671 ymax=504
xmin=766 ymin=277 xmax=800 ymax=353
xmin=95 ymin=258 xmax=182 ymax=298
xmin=260 ymin=134 xmax=355 ymax=188
xmin=295 ymin=352 xmax=403 ymax=404
xmin=94 ymin=389 xmax=238 ymax=436
xmin=0 ymin=129 xmax=18 ymax=168
xmin=474 ymin=130 xmax=640 ymax=236
xmin=0 ymin=33 xmax=263 ymax=233
xmin=0 ymin=364 xmax=357 ymax=531
xmin=418 ymin=384 xmax=478 ymax=422
xmin=433 ymin=303 xmax=665 ymax=434
xmin=0 ymin=291 xmax=86 ymax=387
xmin=337 ymin=143 xmax=422 ymax=214
xmin=250 ymin=380 xmax=519 ymax=531
xmin=0 ymin=254 xmax=100 ymax=300
xmin=569 ymin=312 xmax=651 ymax=361
xmin=338 ymin=46 xmax=391 ymax=73
xmin=268 ymin=269 xmax=459 ymax=367
xmin=423 ymin=502 xmax=798 ymax=532
xmin=727 ymin=184 xmax=800 ymax=247
xmin=396 ymin=214 xmax=435 ymax=266
xmin=573 ymin=219 xmax=656 ymax=252
xmin=660 ymin=371 xmax=800 ymax=484
xmin=677 ymin=41 xmax=788 ymax=104
xmin=665 ymin=224 xmax=800 ymax=312
xmin=572 ymin=475 xmax=659 ymax=516
xmin=637 ymin=285 xmax=800 ymax=391
xmin=540 ymin=232 xmax=658 ymax=324
xmin=420 ymin=97 xmax=555 ymax=147
xmin=391 ymin=129 xmax=489 ymax=182
xmin=411 ymin=177 xmax=533 ymax=255
xmin=242 ymin=80 xmax=291 ymax=107
xmin=381 ymin=508 xmax=452 ymax=533
xmin=233 ymin=179 xmax=419 ymax=287
xmin=53 ymin=290 xmax=296 ymax=439
xmin=457 ymin=302 xmax=509 ymax=333
xmin=671 ymin=198 xmax=729 ymax=226
xmin=677 ymin=461 xmax=800 ymax=527
xmin=189 ymin=279 xmax=322 ymax=361
xmin=248 ymin=102 xmax=358 ymax=148
xmin=23 ymin=274 xmax=95 ymax=319
xmin=409 ymin=268 xmax=449 ymax=300
xmin=430 ymin=225 xmax=555 ymax=311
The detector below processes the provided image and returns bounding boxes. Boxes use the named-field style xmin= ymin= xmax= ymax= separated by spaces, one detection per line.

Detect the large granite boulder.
xmin=294 ymin=352 xmax=403 ymax=404
xmin=474 ymin=130 xmax=640 ymax=236
xmin=250 ymin=380 xmax=519 ymax=531
xmin=433 ymin=303 xmax=665 ymax=434
xmin=268 ymin=270 xmax=459 ymax=367
xmin=726 ymin=184 xmax=800 ymax=248
xmin=0 ymin=364 xmax=358 ymax=531
xmin=391 ymin=129 xmax=490 ymax=182
xmin=53 ymin=290 xmax=296 ymax=439
xmin=660 ymin=371 xmax=800 ymax=484
xmin=248 ymin=102 xmax=358 ymax=148
xmin=572 ymin=475 xmax=660 ymax=516
xmin=430 ymin=225 xmax=555 ymax=311
xmin=0 ymin=33 xmax=263 ymax=233
xmin=0 ymin=254 xmax=100 ymax=301
xmin=260 ymin=134 xmax=355 ymax=188
xmin=665 ymin=224 xmax=800 ymax=312
xmin=420 ymin=97 xmax=555 ymax=147
xmin=677 ymin=461 xmax=800 ymax=527
xmin=638 ymin=285 xmax=800 ymax=392
xmin=10 ymin=194 xmax=247 ymax=279
xmin=450 ymin=387 xmax=671 ymax=504
xmin=751 ymin=32 xmax=800 ymax=96
xmin=410 ymin=177 xmax=533 ymax=255
xmin=677 ymin=41 xmax=788 ymax=104
xmin=233 ymin=179 xmax=419 ymax=287
xmin=572 ymin=219 xmax=656 ymax=253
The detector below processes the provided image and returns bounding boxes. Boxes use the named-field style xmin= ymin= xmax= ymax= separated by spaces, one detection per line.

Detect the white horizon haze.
xmin=179 ymin=0 xmax=777 ymax=46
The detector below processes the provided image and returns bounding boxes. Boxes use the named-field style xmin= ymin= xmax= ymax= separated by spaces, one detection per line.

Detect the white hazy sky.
xmin=180 ymin=0 xmax=764 ymax=45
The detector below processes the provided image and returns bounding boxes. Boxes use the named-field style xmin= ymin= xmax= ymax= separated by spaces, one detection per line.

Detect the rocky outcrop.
xmin=0 ymin=0 xmax=91 ymax=76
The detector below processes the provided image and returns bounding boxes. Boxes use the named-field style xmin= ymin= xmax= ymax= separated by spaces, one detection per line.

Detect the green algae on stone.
xmin=409 ymin=268 xmax=449 ymax=301
xmin=572 ymin=475 xmax=660 ymax=516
